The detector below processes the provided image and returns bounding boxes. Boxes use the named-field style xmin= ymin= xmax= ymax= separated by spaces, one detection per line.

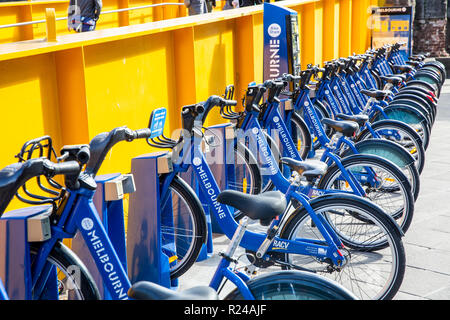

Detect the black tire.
xmin=29 ymin=241 xmax=101 ymax=300
xmin=393 ymin=91 xmax=437 ymax=125
xmin=388 ymin=99 xmax=433 ymax=126
xmin=422 ymin=62 xmax=446 ymax=85
xmin=371 ymin=105 xmax=431 ymax=150
xmin=339 ymin=138 xmax=420 ymax=201
xmin=160 ymin=175 xmax=208 ymax=279
xmin=392 ymin=94 xmax=436 ymax=125
xmin=224 ymin=270 xmax=357 ymax=300
xmin=318 ymin=154 xmax=415 ymax=233
xmin=413 ymin=72 xmax=441 ymax=97
xmin=278 ymin=194 xmax=406 ymax=300
xmin=357 ymin=120 xmax=426 ymax=175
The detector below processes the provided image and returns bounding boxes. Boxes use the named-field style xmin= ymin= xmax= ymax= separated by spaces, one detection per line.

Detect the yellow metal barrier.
xmin=0 ymin=0 xmax=188 ymax=44
xmin=0 ymin=0 xmax=378 ymax=211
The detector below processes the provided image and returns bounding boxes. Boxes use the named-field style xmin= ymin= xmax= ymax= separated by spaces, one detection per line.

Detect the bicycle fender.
xmin=398 ymin=86 xmax=436 ymax=99
xmin=341 ymin=138 xmax=415 ymax=168
xmin=357 ymin=119 xmax=423 ymax=145
xmin=376 ymin=104 xmax=428 ymax=125
xmin=245 ymin=270 xmax=358 ymax=299
xmin=405 ymin=80 xmax=436 ymax=92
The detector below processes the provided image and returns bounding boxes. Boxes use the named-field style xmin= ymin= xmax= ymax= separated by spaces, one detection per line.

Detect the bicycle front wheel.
xmin=160 ymin=175 xmax=208 ymax=279
xmin=279 ymin=194 xmax=406 ymax=300
xmin=30 ymin=242 xmax=101 ymax=300
xmin=224 ymin=270 xmax=357 ymax=300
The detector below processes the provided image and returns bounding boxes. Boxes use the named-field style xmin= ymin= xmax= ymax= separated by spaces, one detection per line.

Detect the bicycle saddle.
xmin=360 ymin=89 xmax=391 ymax=100
xmin=280 ymin=158 xmax=328 ymax=180
xmin=321 ymin=118 xmax=359 ymax=137
xmin=335 ymin=113 xmax=369 ymax=127
xmin=405 ymin=61 xmax=420 ymax=67
xmin=380 ymin=76 xmax=403 ymax=86
xmin=391 ymin=64 xmax=414 ymax=73
xmin=217 ymin=190 xmax=287 ymax=225
xmin=128 ymin=281 xmax=218 ymax=300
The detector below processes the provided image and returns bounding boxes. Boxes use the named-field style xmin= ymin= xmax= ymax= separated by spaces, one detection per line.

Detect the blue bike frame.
xmin=0 ymin=279 xmax=8 ymax=300
xmin=159 ymin=111 xmax=346 ymax=273
xmin=31 ymin=185 xmax=132 ymax=300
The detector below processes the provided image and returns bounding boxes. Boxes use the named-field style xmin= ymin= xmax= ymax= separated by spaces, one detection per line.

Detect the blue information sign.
xmin=148 ymin=108 xmax=167 ymax=139
xmin=263 ymin=2 xmax=300 ymax=81
xmin=371 ymin=6 xmax=413 ymax=59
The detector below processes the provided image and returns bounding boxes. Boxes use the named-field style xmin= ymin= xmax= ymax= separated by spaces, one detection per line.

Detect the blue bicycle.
xmin=0 ymin=128 xmax=356 ymax=300
xmin=152 ymin=92 xmax=407 ymax=300
xmin=220 ymin=78 xmax=415 ymax=234
xmin=0 ymin=279 xmax=7 ymax=300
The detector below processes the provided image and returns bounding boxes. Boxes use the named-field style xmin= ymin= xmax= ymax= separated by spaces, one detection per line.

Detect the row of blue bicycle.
xmin=0 ymin=42 xmax=445 ymax=300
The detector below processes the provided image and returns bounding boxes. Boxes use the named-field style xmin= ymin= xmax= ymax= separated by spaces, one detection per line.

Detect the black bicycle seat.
xmin=360 ymin=89 xmax=391 ymax=100
xmin=280 ymin=158 xmax=328 ymax=180
xmin=406 ymin=60 xmax=420 ymax=67
xmin=217 ymin=190 xmax=286 ymax=225
xmin=392 ymin=64 xmax=414 ymax=73
xmin=335 ymin=113 xmax=369 ymax=127
xmin=380 ymin=76 xmax=403 ymax=86
xmin=321 ymin=118 xmax=359 ymax=137
xmin=128 ymin=281 xmax=218 ymax=300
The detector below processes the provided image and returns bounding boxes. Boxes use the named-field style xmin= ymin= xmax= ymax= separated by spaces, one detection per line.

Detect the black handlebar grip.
xmin=254 ymin=86 xmax=266 ymax=105
xmin=195 ymin=104 xmax=205 ymax=114
xmin=45 ymin=160 xmax=81 ymax=177
xmin=134 ymin=128 xmax=152 ymax=139
xmin=76 ymin=145 xmax=90 ymax=165
xmin=263 ymin=80 xmax=273 ymax=88
xmin=283 ymin=74 xmax=301 ymax=82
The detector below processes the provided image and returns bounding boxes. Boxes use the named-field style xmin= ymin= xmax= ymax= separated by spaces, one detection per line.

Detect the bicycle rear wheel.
xmin=318 ymin=154 xmax=415 ymax=233
xmin=224 ymin=270 xmax=357 ymax=300
xmin=279 ymin=194 xmax=406 ymax=300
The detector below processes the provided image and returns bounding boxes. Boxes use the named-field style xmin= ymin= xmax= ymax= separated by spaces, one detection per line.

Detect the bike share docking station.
xmin=0 ymin=205 xmax=53 ymax=299
xmin=71 ymin=173 xmax=134 ymax=299
xmin=263 ymin=3 xmax=318 ymax=160
xmin=0 ymin=4 xmax=304 ymax=299
xmin=125 ymin=108 xmax=187 ymax=290
xmin=0 ymin=172 xmax=136 ymax=300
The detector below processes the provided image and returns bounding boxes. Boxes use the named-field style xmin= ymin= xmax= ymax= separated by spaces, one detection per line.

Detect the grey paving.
xmin=178 ymin=84 xmax=450 ymax=300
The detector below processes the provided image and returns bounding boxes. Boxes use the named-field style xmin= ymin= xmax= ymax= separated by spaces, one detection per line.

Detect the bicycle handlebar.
xmin=44 ymin=159 xmax=81 ymax=177
xmin=85 ymin=126 xmax=153 ymax=176
xmin=0 ymin=158 xmax=82 ymax=214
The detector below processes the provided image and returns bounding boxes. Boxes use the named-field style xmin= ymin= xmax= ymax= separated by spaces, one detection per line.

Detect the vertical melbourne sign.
xmin=371 ymin=6 xmax=413 ymax=59
xmin=263 ymin=3 xmax=299 ymax=81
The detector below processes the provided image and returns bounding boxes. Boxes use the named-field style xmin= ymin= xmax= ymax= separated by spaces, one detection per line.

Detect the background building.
xmin=380 ymin=0 xmax=449 ymax=57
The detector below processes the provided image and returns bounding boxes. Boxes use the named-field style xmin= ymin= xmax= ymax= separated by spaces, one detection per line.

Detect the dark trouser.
xmin=205 ymin=0 xmax=214 ymax=12
xmin=81 ymin=22 xmax=96 ymax=32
